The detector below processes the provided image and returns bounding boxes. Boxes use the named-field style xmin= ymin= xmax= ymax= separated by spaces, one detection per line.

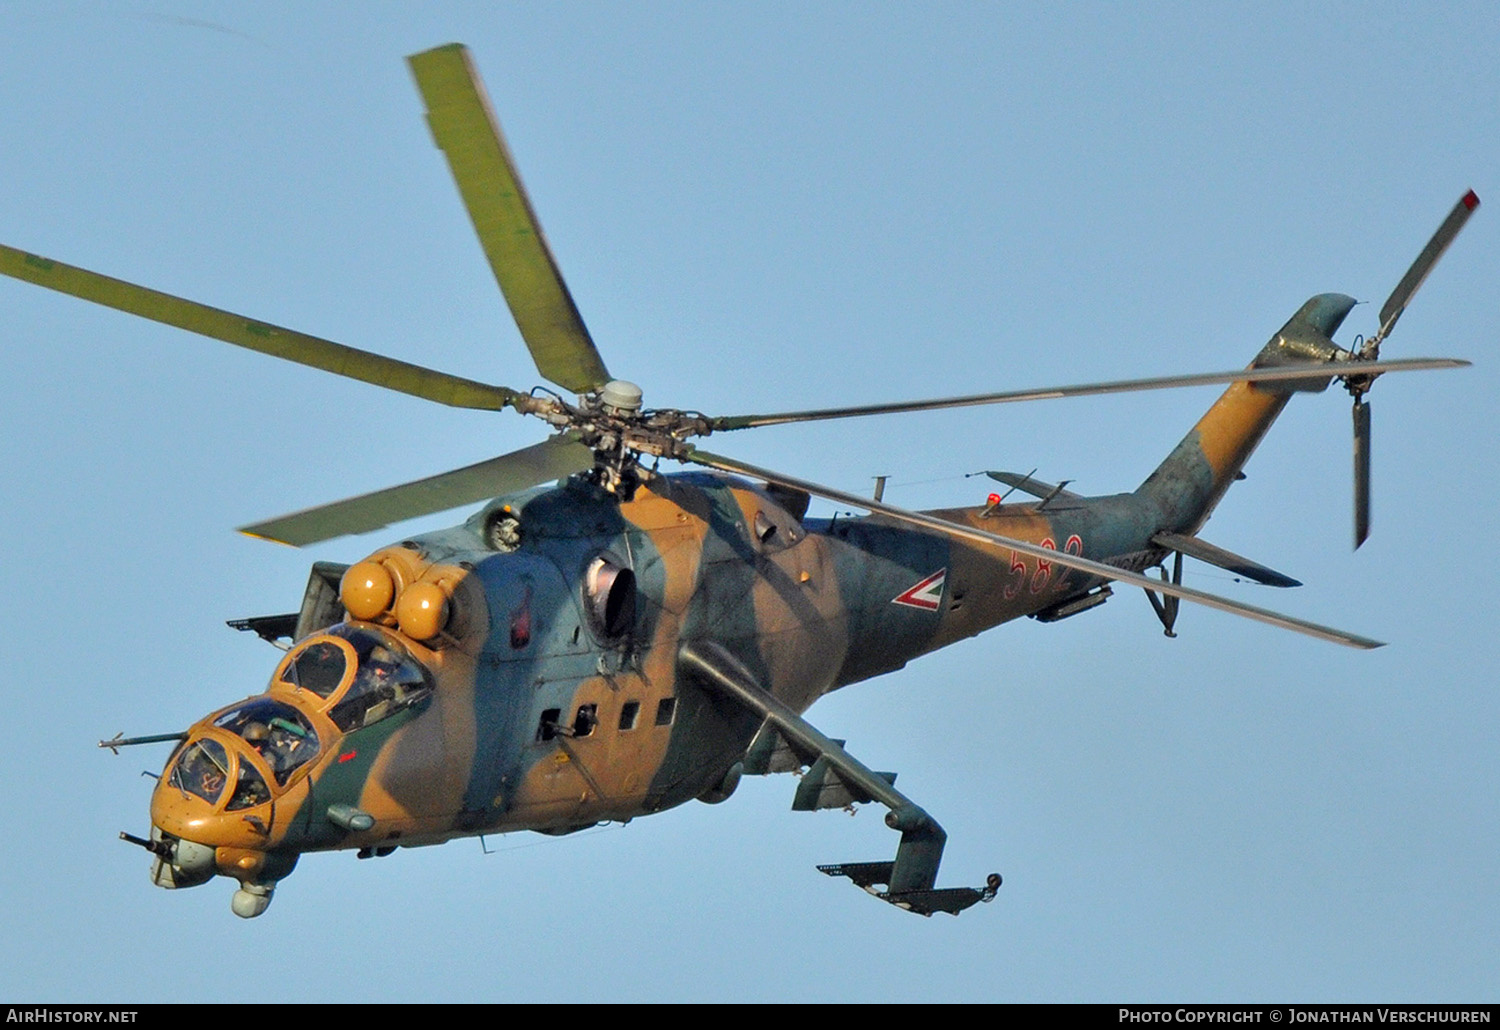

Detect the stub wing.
xmin=681 ymin=640 xmax=1000 ymax=916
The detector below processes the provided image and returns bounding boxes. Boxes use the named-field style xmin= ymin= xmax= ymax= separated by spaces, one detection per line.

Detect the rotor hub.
xmin=599 ymin=379 xmax=643 ymax=415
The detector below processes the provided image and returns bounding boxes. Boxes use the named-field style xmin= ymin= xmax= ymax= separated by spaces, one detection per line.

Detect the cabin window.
xmin=572 ymin=704 xmax=598 ymax=738
xmin=655 ymin=697 xmax=677 ymax=727
xmin=536 ymin=708 xmax=561 ymax=742
xmin=619 ymin=701 xmax=640 ymax=731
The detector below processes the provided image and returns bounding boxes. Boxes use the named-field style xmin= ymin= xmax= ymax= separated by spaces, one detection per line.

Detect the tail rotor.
xmin=1353 ymin=395 xmax=1372 ymax=549
xmin=1345 ymin=190 xmax=1479 ymax=549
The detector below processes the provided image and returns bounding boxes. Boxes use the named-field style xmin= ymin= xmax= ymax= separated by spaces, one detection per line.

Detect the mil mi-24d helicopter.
xmin=0 ymin=44 xmax=1477 ymax=919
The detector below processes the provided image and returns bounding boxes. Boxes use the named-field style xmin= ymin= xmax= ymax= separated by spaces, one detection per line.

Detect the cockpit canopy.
xmin=168 ymin=737 xmax=232 ymax=805
xmin=166 ymin=707 xmax=303 ymax=814
xmin=280 ymin=639 xmax=346 ymax=697
xmin=214 ymin=698 xmax=320 ymax=787
xmin=274 ymin=624 xmax=432 ymax=733
xmin=164 ymin=624 xmax=433 ymax=814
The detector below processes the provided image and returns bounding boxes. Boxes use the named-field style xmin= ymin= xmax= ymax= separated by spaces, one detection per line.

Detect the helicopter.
xmin=0 ymin=43 xmax=1476 ymax=920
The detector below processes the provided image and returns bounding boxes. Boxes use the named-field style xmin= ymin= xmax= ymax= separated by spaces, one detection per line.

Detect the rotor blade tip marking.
xmin=236 ymin=529 xmax=298 ymax=548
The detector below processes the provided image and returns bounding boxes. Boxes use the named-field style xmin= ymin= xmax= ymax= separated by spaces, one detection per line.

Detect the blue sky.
xmin=0 ymin=1 xmax=1495 ymax=1002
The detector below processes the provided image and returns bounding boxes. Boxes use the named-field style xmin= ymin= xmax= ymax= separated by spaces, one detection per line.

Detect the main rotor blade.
xmin=239 ymin=434 xmax=594 ymax=546
xmin=709 ymin=358 xmax=1468 ymax=431
xmin=1353 ymin=398 xmax=1372 ymax=550
xmin=1378 ymin=190 xmax=1480 ymax=338
xmin=409 ymin=44 xmax=612 ymax=396
xmin=0 ymin=243 xmax=518 ymax=411
xmin=686 ymin=448 xmax=1384 ymax=650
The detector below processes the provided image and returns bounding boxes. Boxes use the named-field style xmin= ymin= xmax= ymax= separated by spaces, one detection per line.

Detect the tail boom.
xmin=1137 ymin=293 xmax=1358 ymax=533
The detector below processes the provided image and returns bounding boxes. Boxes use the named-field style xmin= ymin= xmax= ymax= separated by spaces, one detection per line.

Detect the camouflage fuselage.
xmin=152 ymin=295 xmax=1336 ymax=899
xmin=152 ymin=468 xmax=1179 ymax=859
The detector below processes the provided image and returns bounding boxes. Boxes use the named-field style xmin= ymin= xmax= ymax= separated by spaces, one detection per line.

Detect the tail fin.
xmin=1137 ymin=293 xmax=1357 ymax=533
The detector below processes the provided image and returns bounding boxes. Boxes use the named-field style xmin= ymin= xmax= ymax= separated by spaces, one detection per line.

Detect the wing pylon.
xmin=679 ymin=640 xmax=1000 ymax=916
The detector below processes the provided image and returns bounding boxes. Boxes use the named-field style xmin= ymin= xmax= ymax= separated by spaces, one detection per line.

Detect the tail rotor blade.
xmin=1371 ymin=190 xmax=1480 ymax=352
xmin=1348 ymin=191 xmax=1476 ymax=544
xmin=1353 ymin=398 xmax=1372 ymax=549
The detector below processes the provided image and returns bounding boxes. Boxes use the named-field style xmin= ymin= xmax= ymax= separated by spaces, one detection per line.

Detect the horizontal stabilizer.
xmin=1151 ymin=532 xmax=1301 ymax=588
xmin=985 ymin=470 xmax=1081 ymax=502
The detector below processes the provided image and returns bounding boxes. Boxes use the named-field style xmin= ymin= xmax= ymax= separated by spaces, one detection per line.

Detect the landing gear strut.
xmin=1145 ymin=550 xmax=1184 ymax=637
